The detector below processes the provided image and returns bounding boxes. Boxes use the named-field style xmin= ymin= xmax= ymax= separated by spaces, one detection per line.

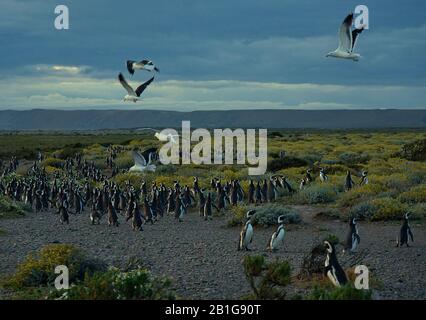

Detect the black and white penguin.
xmin=107 ymin=200 xmax=119 ymax=227
xmin=396 ymin=213 xmax=414 ymax=247
xmin=343 ymin=217 xmax=360 ymax=253
xmin=267 ymin=215 xmax=286 ymax=252
xmin=345 ymin=170 xmax=355 ymax=191
xmin=248 ymin=180 xmax=255 ymax=204
xmin=238 ymin=210 xmax=255 ymax=251
xmin=58 ymin=201 xmax=69 ymax=225
xmin=319 ymin=168 xmax=328 ymax=182
xmin=305 ymin=169 xmax=313 ymax=183
xmin=360 ymin=170 xmax=368 ymax=186
xmin=324 ymin=240 xmax=348 ymax=287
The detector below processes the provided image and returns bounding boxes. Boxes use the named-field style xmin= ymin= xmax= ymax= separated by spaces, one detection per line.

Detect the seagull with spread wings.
xmin=127 ymin=59 xmax=160 ymax=75
xmin=129 ymin=150 xmax=156 ymax=172
xmin=118 ymin=73 xmax=154 ymax=103
xmin=326 ymin=13 xmax=366 ymax=61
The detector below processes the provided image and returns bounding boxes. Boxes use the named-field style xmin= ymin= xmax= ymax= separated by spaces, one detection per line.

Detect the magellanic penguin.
xmin=359 ymin=170 xmax=368 ymax=186
xmin=238 ymin=210 xmax=255 ymax=251
xmin=267 ymin=215 xmax=286 ymax=252
xmin=107 ymin=200 xmax=119 ymax=227
xmin=319 ymin=168 xmax=328 ymax=182
xmin=343 ymin=217 xmax=360 ymax=253
xmin=324 ymin=240 xmax=348 ymax=287
xmin=396 ymin=213 xmax=414 ymax=247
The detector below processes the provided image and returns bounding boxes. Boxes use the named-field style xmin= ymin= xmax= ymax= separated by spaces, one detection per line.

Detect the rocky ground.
xmin=0 ymin=205 xmax=425 ymax=299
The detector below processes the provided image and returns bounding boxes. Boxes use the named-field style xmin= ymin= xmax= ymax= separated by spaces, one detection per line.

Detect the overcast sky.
xmin=0 ymin=0 xmax=425 ymax=110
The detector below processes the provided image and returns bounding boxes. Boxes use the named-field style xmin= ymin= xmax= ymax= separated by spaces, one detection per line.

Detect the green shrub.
xmin=400 ymin=138 xmax=426 ymax=161
xmin=369 ymin=197 xmax=408 ymax=221
xmin=350 ymin=197 xmax=408 ymax=221
xmin=0 ymin=196 xmax=29 ymax=219
xmin=295 ymin=185 xmax=338 ymax=204
xmin=243 ymin=255 xmax=291 ymax=300
xmin=349 ymin=202 xmax=376 ymax=220
xmin=308 ymin=284 xmax=372 ymax=300
xmin=41 ymin=157 xmax=64 ymax=169
xmin=251 ymin=204 xmax=301 ymax=226
xmin=398 ymin=185 xmax=426 ymax=204
xmin=338 ymin=152 xmax=370 ymax=165
xmin=268 ymin=157 xmax=308 ymax=172
xmin=50 ymin=268 xmax=175 ymax=300
xmin=5 ymin=244 xmax=106 ymax=289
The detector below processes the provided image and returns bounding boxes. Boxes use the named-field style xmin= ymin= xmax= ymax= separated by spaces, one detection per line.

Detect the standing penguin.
xmin=345 ymin=170 xmax=355 ymax=191
xmin=267 ymin=215 xmax=286 ymax=252
xmin=248 ymin=180 xmax=255 ymax=204
xmin=319 ymin=168 xmax=328 ymax=182
xmin=58 ymin=201 xmax=69 ymax=225
xmin=107 ymin=200 xmax=119 ymax=227
xmin=324 ymin=240 xmax=347 ymax=287
xmin=359 ymin=170 xmax=368 ymax=186
xmin=343 ymin=217 xmax=360 ymax=253
xmin=396 ymin=213 xmax=414 ymax=247
xmin=238 ymin=210 xmax=255 ymax=251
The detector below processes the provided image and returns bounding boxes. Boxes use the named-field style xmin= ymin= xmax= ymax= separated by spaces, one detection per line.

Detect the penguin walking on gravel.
xmin=132 ymin=201 xmax=144 ymax=231
xmin=90 ymin=201 xmax=101 ymax=225
xmin=267 ymin=215 xmax=286 ymax=252
xmin=324 ymin=240 xmax=347 ymax=287
xmin=343 ymin=217 xmax=360 ymax=253
xmin=397 ymin=213 xmax=414 ymax=247
xmin=107 ymin=200 xmax=119 ymax=227
xmin=58 ymin=201 xmax=70 ymax=224
xmin=238 ymin=210 xmax=255 ymax=251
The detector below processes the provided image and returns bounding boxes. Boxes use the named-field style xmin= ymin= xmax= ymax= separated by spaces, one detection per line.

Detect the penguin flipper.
xmin=355 ymin=234 xmax=361 ymax=244
xmin=409 ymin=229 xmax=414 ymax=242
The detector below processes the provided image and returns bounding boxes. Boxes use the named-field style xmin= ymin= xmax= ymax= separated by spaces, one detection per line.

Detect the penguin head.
xmin=246 ymin=210 xmax=256 ymax=219
xmin=323 ymin=240 xmax=334 ymax=253
xmin=350 ymin=217 xmax=357 ymax=225
xmin=278 ymin=215 xmax=285 ymax=224
xmin=404 ymin=212 xmax=410 ymax=220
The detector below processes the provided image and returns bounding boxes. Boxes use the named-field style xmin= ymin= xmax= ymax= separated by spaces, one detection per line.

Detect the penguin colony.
xmin=0 ymin=151 xmax=415 ymax=288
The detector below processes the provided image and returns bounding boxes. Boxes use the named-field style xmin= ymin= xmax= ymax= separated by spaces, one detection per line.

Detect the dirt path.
xmin=0 ymin=205 xmax=425 ymax=299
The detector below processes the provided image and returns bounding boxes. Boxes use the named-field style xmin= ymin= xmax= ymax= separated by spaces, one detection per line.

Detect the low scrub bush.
xmin=0 ymin=196 xmax=29 ymax=219
xmin=295 ymin=185 xmax=338 ymax=204
xmin=308 ymin=284 xmax=372 ymax=300
xmin=49 ymin=268 xmax=175 ymax=300
xmin=4 ymin=244 xmax=106 ymax=289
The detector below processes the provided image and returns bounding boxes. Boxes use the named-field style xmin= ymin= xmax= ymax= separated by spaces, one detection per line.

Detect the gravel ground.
xmin=0 ymin=205 xmax=425 ymax=300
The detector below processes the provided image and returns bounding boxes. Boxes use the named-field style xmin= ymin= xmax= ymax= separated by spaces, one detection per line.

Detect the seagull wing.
xmin=132 ymin=150 xmax=147 ymax=166
xmin=118 ymin=73 xmax=136 ymax=96
xmin=338 ymin=14 xmax=353 ymax=53
xmin=351 ymin=27 xmax=364 ymax=52
xmin=140 ymin=59 xmax=150 ymax=65
xmin=126 ymin=61 xmax=135 ymax=75
xmin=135 ymin=77 xmax=154 ymax=97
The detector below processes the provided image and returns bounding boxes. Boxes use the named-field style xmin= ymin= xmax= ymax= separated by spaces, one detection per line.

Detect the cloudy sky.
xmin=0 ymin=0 xmax=425 ymax=111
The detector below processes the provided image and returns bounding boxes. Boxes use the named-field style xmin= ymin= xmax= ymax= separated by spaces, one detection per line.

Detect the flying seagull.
xmin=127 ymin=59 xmax=160 ymax=75
xmin=118 ymin=73 xmax=154 ymax=103
xmin=129 ymin=150 xmax=156 ymax=172
xmin=326 ymin=13 xmax=366 ymax=61
xmin=136 ymin=128 xmax=186 ymax=144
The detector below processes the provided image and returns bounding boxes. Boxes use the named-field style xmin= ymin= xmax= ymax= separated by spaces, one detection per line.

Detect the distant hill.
xmin=0 ymin=109 xmax=425 ymax=130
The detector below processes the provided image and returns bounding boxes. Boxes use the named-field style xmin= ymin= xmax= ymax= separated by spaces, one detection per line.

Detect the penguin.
xmin=396 ymin=213 xmax=414 ymax=247
xmin=248 ymin=180 xmax=255 ymax=204
xmin=58 ymin=201 xmax=69 ymax=224
xmin=343 ymin=217 xmax=360 ymax=253
xmin=345 ymin=170 xmax=355 ymax=191
xmin=299 ymin=177 xmax=307 ymax=190
xmin=305 ymin=169 xmax=313 ymax=183
xmin=360 ymin=170 xmax=368 ymax=186
xmin=198 ymin=189 xmax=206 ymax=217
xmin=238 ymin=210 xmax=255 ymax=251
xmin=324 ymin=240 xmax=348 ymax=287
xmin=267 ymin=215 xmax=286 ymax=252
xmin=90 ymin=201 xmax=101 ymax=225
xmin=107 ymin=200 xmax=119 ymax=227
xmin=319 ymin=168 xmax=328 ymax=182
xmin=132 ymin=202 xmax=144 ymax=231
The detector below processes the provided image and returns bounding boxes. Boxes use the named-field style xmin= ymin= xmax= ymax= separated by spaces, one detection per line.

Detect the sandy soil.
xmin=0 ymin=205 xmax=425 ymax=299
